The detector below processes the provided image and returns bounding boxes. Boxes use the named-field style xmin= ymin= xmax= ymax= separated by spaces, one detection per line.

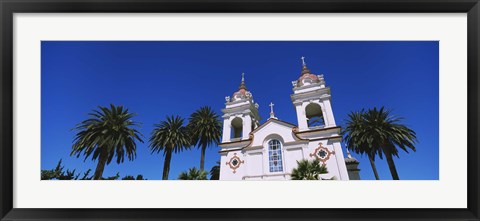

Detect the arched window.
xmin=268 ymin=139 xmax=283 ymax=172
xmin=305 ymin=103 xmax=325 ymax=128
xmin=302 ymin=78 xmax=313 ymax=86
xmin=231 ymin=117 xmax=243 ymax=139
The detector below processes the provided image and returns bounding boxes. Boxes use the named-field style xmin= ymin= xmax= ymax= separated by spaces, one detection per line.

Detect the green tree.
xmin=291 ymin=159 xmax=328 ymax=180
xmin=149 ymin=115 xmax=191 ymax=180
xmin=122 ymin=175 xmax=135 ymax=180
xmin=178 ymin=167 xmax=208 ymax=180
xmin=362 ymin=107 xmax=417 ymax=180
xmin=41 ymin=159 xmax=93 ymax=180
xmin=79 ymin=169 xmax=93 ymax=180
xmin=342 ymin=110 xmax=381 ymax=180
xmin=209 ymin=161 xmax=220 ymax=180
xmin=120 ymin=174 xmax=145 ymax=180
xmin=41 ymin=159 xmax=69 ymax=180
xmin=104 ymin=172 xmax=120 ymax=180
xmin=187 ymin=106 xmax=222 ymax=171
xmin=41 ymin=160 xmax=62 ymax=180
xmin=71 ymin=104 xmax=144 ymax=180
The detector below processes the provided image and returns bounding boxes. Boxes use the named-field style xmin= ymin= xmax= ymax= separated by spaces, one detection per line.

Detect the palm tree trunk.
xmin=368 ymin=155 xmax=380 ymax=180
xmin=200 ymin=144 xmax=206 ymax=171
xmin=385 ymin=153 xmax=400 ymax=180
xmin=93 ymin=150 xmax=108 ymax=180
xmin=162 ymin=149 xmax=173 ymax=180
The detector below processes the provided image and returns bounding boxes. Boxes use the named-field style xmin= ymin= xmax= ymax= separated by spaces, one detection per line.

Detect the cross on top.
xmin=269 ymin=102 xmax=275 ymax=113
xmin=301 ymin=56 xmax=306 ymax=66
xmin=241 ymin=72 xmax=245 ymax=82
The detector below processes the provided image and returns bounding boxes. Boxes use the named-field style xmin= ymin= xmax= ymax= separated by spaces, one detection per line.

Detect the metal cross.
xmin=301 ymin=56 xmax=306 ymax=66
xmin=241 ymin=72 xmax=245 ymax=82
xmin=269 ymin=102 xmax=274 ymax=113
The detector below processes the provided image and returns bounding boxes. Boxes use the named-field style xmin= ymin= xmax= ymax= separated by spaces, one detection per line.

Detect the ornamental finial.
xmin=269 ymin=102 xmax=277 ymax=119
xmin=346 ymin=149 xmax=352 ymax=158
xmin=300 ymin=56 xmax=311 ymax=76
xmin=239 ymin=72 xmax=247 ymax=90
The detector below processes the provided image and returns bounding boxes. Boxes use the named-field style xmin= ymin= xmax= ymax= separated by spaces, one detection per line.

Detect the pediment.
xmin=248 ymin=118 xmax=304 ymax=147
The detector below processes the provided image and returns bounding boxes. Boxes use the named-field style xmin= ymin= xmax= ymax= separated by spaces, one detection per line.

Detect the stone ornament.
xmin=226 ymin=153 xmax=244 ymax=173
xmin=310 ymin=143 xmax=335 ymax=165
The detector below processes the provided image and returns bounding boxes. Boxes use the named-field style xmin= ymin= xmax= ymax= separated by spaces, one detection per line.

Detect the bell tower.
xmin=221 ymin=73 xmax=261 ymax=142
xmin=291 ymin=57 xmax=337 ymax=132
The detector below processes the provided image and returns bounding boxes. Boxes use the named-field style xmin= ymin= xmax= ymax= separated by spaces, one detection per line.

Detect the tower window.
xmin=268 ymin=139 xmax=283 ymax=172
xmin=231 ymin=117 xmax=243 ymax=140
xmin=305 ymin=103 xmax=325 ymax=128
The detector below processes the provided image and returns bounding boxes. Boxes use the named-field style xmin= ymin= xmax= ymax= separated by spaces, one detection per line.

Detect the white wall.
xmin=219 ymin=120 xmax=350 ymax=181
xmin=220 ymin=150 xmax=245 ymax=180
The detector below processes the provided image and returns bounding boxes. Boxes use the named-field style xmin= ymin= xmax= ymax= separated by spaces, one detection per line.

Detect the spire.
xmin=300 ymin=56 xmax=311 ymax=76
xmin=269 ymin=102 xmax=277 ymax=119
xmin=346 ymin=149 xmax=352 ymax=158
xmin=239 ymin=72 xmax=247 ymax=90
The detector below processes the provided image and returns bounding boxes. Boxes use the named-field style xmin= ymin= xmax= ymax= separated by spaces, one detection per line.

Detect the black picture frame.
xmin=1 ymin=0 xmax=479 ymax=220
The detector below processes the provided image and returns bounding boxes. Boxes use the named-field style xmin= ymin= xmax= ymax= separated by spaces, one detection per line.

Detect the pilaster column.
xmin=323 ymin=99 xmax=336 ymax=127
xmin=242 ymin=115 xmax=252 ymax=140
xmin=332 ymin=142 xmax=349 ymax=180
xmin=222 ymin=117 xmax=232 ymax=143
xmin=295 ymin=103 xmax=308 ymax=131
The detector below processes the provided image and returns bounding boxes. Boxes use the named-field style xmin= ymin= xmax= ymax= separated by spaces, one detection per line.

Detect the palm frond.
xmin=149 ymin=115 xmax=191 ymax=155
xmin=291 ymin=159 xmax=328 ymax=180
xmin=71 ymin=104 xmax=144 ymax=165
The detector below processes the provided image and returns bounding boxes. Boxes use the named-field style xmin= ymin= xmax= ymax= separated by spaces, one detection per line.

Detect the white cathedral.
xmin=218 ymin=58 xmax=361 ymax=180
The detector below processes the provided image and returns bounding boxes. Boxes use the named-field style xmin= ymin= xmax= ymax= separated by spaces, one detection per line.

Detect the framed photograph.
xmin=1 ymin=0 xmax=479 ymax=220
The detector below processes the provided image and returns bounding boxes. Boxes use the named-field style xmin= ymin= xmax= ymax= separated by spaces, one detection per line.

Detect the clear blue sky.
xmin=41 ymin=41 xmax=439 ymax=180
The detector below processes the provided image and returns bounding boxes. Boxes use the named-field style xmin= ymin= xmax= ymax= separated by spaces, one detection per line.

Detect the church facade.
xmin=219 ymin=59 xmax=360 ymax=180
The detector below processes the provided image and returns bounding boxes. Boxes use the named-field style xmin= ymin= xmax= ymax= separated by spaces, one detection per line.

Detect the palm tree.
xmin=291 ymin=159 xmax=328 ymax=180
xmin=149 ymin=115 xmax=191 ymax=180
xmin=209 ymin=161 xmax=220 ymax=180
xmin=187 ymin=106 xmax=222 ymax=171
xmin=342 ymin=110 xmax=381 ymax=180
xmin=178 ymin=167 xmax=208 ymax=180
xmin=362 ymin=107 xmax=417 ymax=180
xmin=71 ymin=104 xmax=143 ymax=180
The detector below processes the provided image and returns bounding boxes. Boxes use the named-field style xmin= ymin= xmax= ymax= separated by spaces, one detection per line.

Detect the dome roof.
xmin=232 ymin=73 xmax=251 ymax=101
xmin=345 ymin=157 xmax=360 ymax=164
xmin=345 ymin=151 xmax=359 ymax=164
xmin=233 ymin=88 xmax=248 ymax=97
xmin=296 ymin=63 xmax=320 ymax=87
